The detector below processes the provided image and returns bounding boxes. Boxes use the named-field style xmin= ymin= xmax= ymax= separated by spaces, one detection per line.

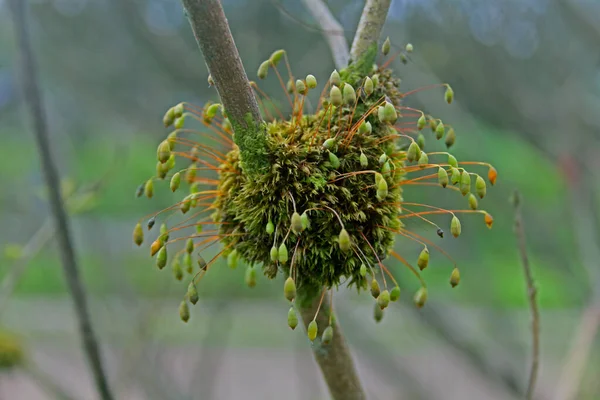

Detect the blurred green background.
xmin=1 ymin=0 xmax=599 ymax=399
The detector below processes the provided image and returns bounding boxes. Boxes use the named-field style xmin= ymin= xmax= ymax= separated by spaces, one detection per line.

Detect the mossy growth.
xmin=213 ymin=67 xmax=404 ymax=291
xmin=135 ymin=43 xmax=498 ymax=334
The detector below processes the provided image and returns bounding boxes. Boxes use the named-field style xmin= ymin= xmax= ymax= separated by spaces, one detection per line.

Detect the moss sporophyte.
xmin=133 ymin=43 xmax=497 ymax=341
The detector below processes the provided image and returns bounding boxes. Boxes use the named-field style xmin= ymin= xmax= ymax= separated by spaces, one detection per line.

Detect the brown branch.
xmin=300 ymin=0 xmax=350 ymax=69
xmin=512 ymin=190 xmax=540 ymax=400
xmin=298 ymin=292 xmax=366 ymax=400
xmin=181 ymin=0 xmax=268 ymax=175
xmin=7 ymin=2 xmax=114 ymax=400
xmin=350 ymin=0 xmax=392 ymax=62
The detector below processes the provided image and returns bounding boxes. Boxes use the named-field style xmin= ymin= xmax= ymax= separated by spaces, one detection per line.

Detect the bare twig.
xmin=298 ymin=292 xmax=366 ymax=400
xmin=181 ymin=0 xmax=268 ymax=175
xmin=350 ymin=0 xmax=392 ymax=62
xmin=300 ymin=0 xmax=349 ymax=70
xmin=512 ymin=190 xmax=540 ymax=400
xmin=8 ymin=2 xmax=114 ymax=399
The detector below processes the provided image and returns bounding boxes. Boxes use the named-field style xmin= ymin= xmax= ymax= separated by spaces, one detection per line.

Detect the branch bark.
xmin=181 ymin=0 xmax=268 ymax=176
xmin=298 ymin=292 xmax=366 ymax=400
xmin=350 ymin=0 xmax=392 ymax=63
xmin=301 ymin=0 xmax=350 ymax=70
xmin=8 ymin=2 xmax=114 ymax=400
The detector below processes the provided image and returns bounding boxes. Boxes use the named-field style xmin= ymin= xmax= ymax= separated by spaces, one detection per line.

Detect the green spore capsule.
xmin=172 ymin=256 xmax=183 ymax=281
xmin=418 ymin=152 xmax=429 ymax=168
xmin=390 ymin=286 xmax=401 ymax=302
xmin=266 ymin=220 xmax=275 ymax=235
xmin=460 ymin=170 xmax=471 ymax=196
xmin=450 ymin=268 xmax=461 ymax=288
xmin=338 ymin=228 xmax=351 ymax=252
xmin=377 ymin=290 xmax=390 ymax=309
xmin=370 ymin=279 xmax=380 ymax=298
xmin=438 ymin=167 xmax=449 ymax=188
xmin=417 ymin=247 xmax=429 ymax=271
xmin=435 ymin=121 xmax=445 ymax=140
xmin=156 ymin=246 xmax=167 ymax=270
xmin=157 ymin=140 xmax=171 ymax=164
xmin=476 ymin=175 xmax=487 ymax=199
xmin=306 ymin=74 xmax=317 ymax=89
xmin=133 ymin=223 xmax=143 ymax=246
xmin=450 ymin=167 xmax=461 ymax=185
xmin=382 ymin=37 xmax=391 ymax=55
xmin=322 ymin=326 xmax=334 ymax=345
xmin=179 ymin=301 xmax=190 ymax=323
xmin=468 ymin=193 xmax=478 ymax=210
xmin=301 ymin=212 xmax=310 ymax=230
xmin=182 ymin=240 xmax=192 ymax=256
xmin=269 ymin=49 xmax=285 ymax=66
xmin=291 ymin=212 xmax=303 ymax=234
xmin=329 ymin=69 xmax=341 ymax=86
xmin=270 ymin=245 xmax=278 ymax=262
xmin=343 ymin=84 xmax=356 ymax=105
xmin=360 ymin=263 xmax=367 ymax=277
xmin=328 ymin=151 xmax=340 ymax=169
xmin=284 ymin=277 xmax=296 ymax=301
xmin=451 ymin=215 xmax=462 ymax=238
xmin=414 ymin=287 xmax=428 ymax=309
xmin=448 ymin=154 xmax=458 ymax=168
xmin=278 ymin=243 xmax=289 ymax=264
xmin=170 ymin=172 xmax=181 ymax=192
xmin=307 ymin=320 xmax=318 ymax=341
xmin=187 ymin=282 xmax=199 ymax=305
xmin=417 ymin=114 xmax=426 ymax=130
xmin=445 ymin=127 xmax=456 ymax=148
xmin=323 ymin=138 xmax=336 ymax=149
xmin=330 ymin=86 xmax=342 ymax=106
xmin=227 ymin=249 xmax=239 ymax=269
xmin=257 ymin=60 xmax=269 ymax=79
xmin=245 ymin=266 xmax=257 ymax=288
xmin=288 ymin=307 xmax=298 ymax=330
xmin=144 ymin=179 xmax=154 ymax=198
xmin=364 ymin=76 xmax=374 ymax=96
xmin=360 ymin=152 xmax=368 ymax=168
xmin=374 ymin=302 xmax=384 ymax=322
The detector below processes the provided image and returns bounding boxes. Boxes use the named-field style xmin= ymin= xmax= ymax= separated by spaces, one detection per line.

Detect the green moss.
xmin=343 ymin=42 xmax=378 ymax=86
xmin=213 ymin=70 xmax=405 ymax=291
xmin=231 ymin=114 xmax=270 ymax=176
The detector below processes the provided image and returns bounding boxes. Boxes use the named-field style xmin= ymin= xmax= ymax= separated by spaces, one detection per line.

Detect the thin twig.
xmin=300 ymin=0 xmax=349 ymax=69
xmin=512 ymin=190 xmax=540 ymax=400
xmin=8 ymin=2 xmax=114 ymax=399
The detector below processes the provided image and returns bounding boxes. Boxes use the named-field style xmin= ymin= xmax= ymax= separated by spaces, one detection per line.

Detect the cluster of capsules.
xmin=133 ymin=39 xmax=497 ymax=343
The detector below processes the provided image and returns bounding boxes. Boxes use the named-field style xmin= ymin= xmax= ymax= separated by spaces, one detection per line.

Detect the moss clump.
xmin=213 ymin=69 xmax=404 ymax=290
xmin=136 ymin=43 xmax=498 ymax=324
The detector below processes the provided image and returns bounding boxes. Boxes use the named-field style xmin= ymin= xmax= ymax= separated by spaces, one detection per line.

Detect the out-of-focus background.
xmin=1 ymin=0 xmax=600 ymax=399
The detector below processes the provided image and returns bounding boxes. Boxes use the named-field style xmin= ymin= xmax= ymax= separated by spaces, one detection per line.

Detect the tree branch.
xmin=512 ymin=191 xmax=540 ymax=400
xmin=298 ymin=291 xmax=366 ymax=400
xmin=8 ymin=2 xmax=114 ymax=400
xmin=350 ymin=0 xmax=391 ymax=63
xmin=301 ymin=0 xmax=350 ymax=70
xmin=181 ymin=0 xmax=268 ymax=176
